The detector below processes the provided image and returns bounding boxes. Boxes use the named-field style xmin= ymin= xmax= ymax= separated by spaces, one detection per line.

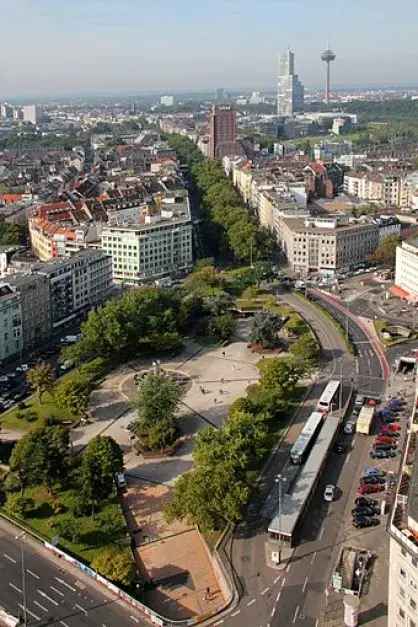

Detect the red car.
xmin=381 ymin=423 xmax=401 ymax=433
xmin=375 ymin=435 xmax=397 ymax=445
xmin=358 ymin=483 xmax=385 ymax=495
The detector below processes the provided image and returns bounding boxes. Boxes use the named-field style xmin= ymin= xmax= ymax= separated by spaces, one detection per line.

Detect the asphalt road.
xmin=220 ymin=290 xmax=386 ymax=627
xmin=0 ymin=519 xmax=147 ymax=627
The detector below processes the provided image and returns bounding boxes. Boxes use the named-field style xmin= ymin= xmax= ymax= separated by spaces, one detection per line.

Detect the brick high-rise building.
xmin=208 ymin=105 xmax=237 ymax=160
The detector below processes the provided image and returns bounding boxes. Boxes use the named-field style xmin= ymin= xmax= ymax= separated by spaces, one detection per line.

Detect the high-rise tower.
xmin=277 ymin=49 xmax=304 ymax=117
xmin=208 ymin=105 xmax=237 ymax=160
xmin=321 ymin=48 xmax=336 ymax=103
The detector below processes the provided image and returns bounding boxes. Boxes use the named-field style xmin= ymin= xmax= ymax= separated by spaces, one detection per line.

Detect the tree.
xmin=53 ymin=514 xmax=82 ymax=544
xmin=228 ymin=219 xmax=257 ymax=262
xmin=258 ymin=357 xmax=302 ymax=395
xmin=91 ymin=547 xmax=136 ymax=587
xmin=5 ymin=494 xmax=34 ymax=518
xmin=54 ymin=372 xmax=90 ymax=417
xmin=209 ymin=313 xmax=236 ymax=341
xmin=250 ymin=312 xmax=284 ymax=348
xmin=26 ymin=362 xmax=55 ymax=403
xmin=290 ymin=333 xmax=320 ymax=371
xmin=369 ymin=235 xmax=401 ymax=268
xmin=80 ymin=436 xmax=123 ymax=513
xmin=9 ymin=423 xmax=70 ymax=493
xmin=131 ymin=373 xmax=183 ymax=451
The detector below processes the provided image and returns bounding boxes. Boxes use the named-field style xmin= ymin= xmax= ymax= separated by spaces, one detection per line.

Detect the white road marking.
xmin=60 ymin=622 xmax=70 ymax=627
xmin=303 ymin=576 xmax=309 ymax=592
xmin=27 ymin=569 xmax=40 ymax=580
xmin=276 ymin=591 xmax=281 ymax=603
xmin=75 ymin=603 xmax=88 ymax=615
xmin=319 ymin=525 xmax=325 ymax=540
xmin=281 ymin=577 xmax=286 ymax=588
xmin=231 ymin=610 xmax=240 ymax=617
xmin=9 ymin=582 xmax=22 ymax=593
xmin=315 ymin=620 xmax=319 ymax=627
xmin=4 ymin=553 xmax=16 ymax=564
xmin=346 ymin=452 xmax=351 ymax=463
xmin=18 ymin=604 xmax=40 ymax=621
xmin=271 ymin=607 xmax=276 ymax=617
xmin=213 ymin=621 xmax=224 ymax=626
xmin=293 ymin=605 xmax=300 ymax=623
xmin=286 ymin=562 xmax=291 ymax=572
xmin=37 ymin=589 xmax=59 ymax=606
xmin=50 ymin=585 xmax=65 ymax=597
xmin=247 ymin=598 xmax=256 ymax=607
xmin=311 ymin=552 xmax=317 ymax=564
xmin=55 ymin=577 xmax=76 ymax=592
xmin=33 ymin=600 xmax=48 ymax=612
xmin=261 ymin=587 xmax=270 ymax=596
xmin=129 ymin=617 xmax=139 ymax=624
xmin=274 ymin=575 xmax=281 ymax=584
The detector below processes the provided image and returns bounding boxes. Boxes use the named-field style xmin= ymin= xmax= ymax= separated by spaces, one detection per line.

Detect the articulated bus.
xmin=317 ymin=380 xmax=341 ymax=413
xmin=290 ymin=411 xmax=324 ymax=464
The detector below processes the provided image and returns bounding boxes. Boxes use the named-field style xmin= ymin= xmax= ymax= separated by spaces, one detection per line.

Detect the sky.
xmin=1 ymin=0 xmax=418 ymax=98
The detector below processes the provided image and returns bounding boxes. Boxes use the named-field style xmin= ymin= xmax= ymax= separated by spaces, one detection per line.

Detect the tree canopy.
xmin=80 ymin=436 xmax=124 ymax=513
xmin=26 ymin=362 xmax=55 ymax=403
xmin=369 ymin=234 xmax=401 ymax=268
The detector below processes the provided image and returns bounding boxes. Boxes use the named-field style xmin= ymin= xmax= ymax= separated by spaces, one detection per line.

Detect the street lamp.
xmin=16 ymin=532 xmax=27 ymax=627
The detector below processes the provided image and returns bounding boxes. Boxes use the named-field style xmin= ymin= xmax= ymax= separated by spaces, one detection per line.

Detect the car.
xmin=116 ymin=473 xmax=127 ymax=489
xmin=354 ymin=394 xmax=365 ymax=407
xmin=352 ymin=517 xmax=380 ymax=529
xmin=370 ymin=449 xmax=397 ymax=459
xmin=354 ymin=497 xmax=378 ymax=507
xmin=324 ymin=484 xmax=335 ymax=502
xmin=15 ymin=364 xmax=29 ymax=373
xmin=375 ymin=435 xmax=398 ymax=445
xmin=363 ymin=467 xmax=386 ymax=478
xmin=373 ymin=443 xmax=397 ymax=451
xmin=381 ymin=423 xmax=401 ymax=432
xmin=333 ymin=442 xmax=346 ymax=454
xmin=352 ymin=505 xmax=380 ymax=517
xmin=357 ymin=483 xmax=385 ymax=495
xmin=344 ymin=422 xmax=356 ymax=435
xmin=360 ymin=475 xmax=385 ymax=485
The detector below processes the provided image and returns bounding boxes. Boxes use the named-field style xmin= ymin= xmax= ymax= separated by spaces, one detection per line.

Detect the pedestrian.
xmin=214 ymin=398 xmax=217 ymax=404
xmin=222 ymin=351 xmax=226 ymax=358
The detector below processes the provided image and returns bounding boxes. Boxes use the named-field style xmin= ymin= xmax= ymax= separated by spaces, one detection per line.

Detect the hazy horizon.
xmin=1 ymin=0 xmax=418 ymax=99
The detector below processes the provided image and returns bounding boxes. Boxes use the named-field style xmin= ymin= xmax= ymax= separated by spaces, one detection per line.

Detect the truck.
xmin=356 ymin=406 xmax=375 ymax=435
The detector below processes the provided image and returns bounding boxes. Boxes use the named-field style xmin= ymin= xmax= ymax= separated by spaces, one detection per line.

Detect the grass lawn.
xmin=1 ymin=391 xmax=75 ymax=433
xmin=5 ymin=485 xmax=128 ymax=565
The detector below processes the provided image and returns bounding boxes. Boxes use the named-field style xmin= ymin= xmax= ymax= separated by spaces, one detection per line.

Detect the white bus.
xmin=317 ymin=380 xmax=341 ymax=413
xmin=290 ymin=411 xmax=324 ymax=464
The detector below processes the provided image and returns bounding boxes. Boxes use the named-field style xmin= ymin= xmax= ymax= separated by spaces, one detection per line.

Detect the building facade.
xmin=395 ymin=239 xmax=418 ymax=302
xmin=279 ymin=215 xmax=379 ymax=275
xmin=6 ymin=274 xmax=50 ymax=351
xmin=277 ymin=49 xmax=304 ymax=117
xmin=208 ymin=105 xmax=237 ymax=160
xmin=101 ymin=196 xmax=193 ymax=285
xmin=0 ymin=286 xmax=23 ymax=363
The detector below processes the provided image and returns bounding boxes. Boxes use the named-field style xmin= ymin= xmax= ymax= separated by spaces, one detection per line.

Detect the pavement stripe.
xmin=271 ymin=607 xmax=276 ymax=617
xmin=37 ymin=589 xmax=59 ymax=606
xmin=231 ymin=610 xmax=240 ymax=617
xmin=27 ymin=569 xmax=40 ymax=580
xmin=9 ymin=582 xmax=22 ymax=594
xmin=60 ymin=622 xmax=70 ymax=627
xmin=213 ymin=621 xmax=224 ymax=626
xmin=33 ymin=600 xmax=48 ymax=612
xmin=276 ymin=591 xmax=281 ymax=603
xmin=18 ymin=604 xmax=40 ymax=621
xmin=75 ymin=603 xmax=88 ymax=615
xmin=273 ymin=575 xmax=281 ymax=584
xmin=310 ymin=552 xmax=316 ymax=564
xmin=129 ymin=617 xmax=140 ymax=624
xmin=247 ymin=598 xmax=256 ymax=607
xmin=55 ymin=577 xmax=76 ymax=592
xmin=4 ymin=553 xmax=16 ymax=564
xmin=303 ymin=576 xmax=309 ymax=593
xmin=293 ymin=605 xmax=300 ymax=623
xmin=261 ymin=587 xmax=270 ymax=596
xmin=281 ymin=577 xmax=286 ymax=588
xmin=286 ymin=562 xmax=291 ymax=572
xmin=50 ymin=585 xmax=65 ymax=597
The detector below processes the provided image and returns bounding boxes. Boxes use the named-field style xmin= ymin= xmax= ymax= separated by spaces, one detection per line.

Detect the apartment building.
xmin=344 ymin=171 xmax=406 ymax=207
xmin=388 ymin=376 xmax=418 ymax=627
xmin=279 ymin=215 xmax=379 ymax=276
xmin=0 ymin=286 xmax=23 ymax=362
xmin=101 ymin=194 xmax=193 ymax=285
xmin=6 ymin=274 xmax=50 ymax=350
xmin=394 ymin=239 xmax=418 ymax=302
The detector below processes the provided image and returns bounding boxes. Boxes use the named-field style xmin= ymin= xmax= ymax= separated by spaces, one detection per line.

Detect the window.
xmin=410 ymin=599 xmax=416 ymax=610
xmin=401 ymin=568 xmax=407 ymax=579
xmin=399 ymin=607 xmax=405 ymax=619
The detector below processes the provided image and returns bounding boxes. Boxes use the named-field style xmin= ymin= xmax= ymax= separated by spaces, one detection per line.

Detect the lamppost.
xmin=16 ymin=532 xmax=27 ymax=627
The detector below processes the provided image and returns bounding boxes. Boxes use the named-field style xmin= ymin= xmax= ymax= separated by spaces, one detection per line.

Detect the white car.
xmin=324 ymin=484 xmax=335 ymax=502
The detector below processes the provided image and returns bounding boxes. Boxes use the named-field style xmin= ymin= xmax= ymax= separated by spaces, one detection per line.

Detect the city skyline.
xmin=1 ymin=0 xmax=418 ymax=97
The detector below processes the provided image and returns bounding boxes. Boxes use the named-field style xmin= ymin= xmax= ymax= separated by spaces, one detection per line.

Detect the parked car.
xmin=360 ymin=475 xmax=385 ymax=486
xmin=375 ymin=435 xmax=398 ymax=445
xmin=344 ymin=422 xmax=356 ymax=435
xmin=323 ymin=484 xmax=335 ymax=502
xmin=15 ymin=364 xmax=29 ymax=373
xmin=363 ymin=467 xmax=386 ymax=478
xmin=381 ymin=416 xmax=398 ymax=424
xmin=381 ymin=423 xmax=401 ymax=433
xmin=352 ymin=517 xmax=380 ymax=529
xmin=370 ymin=449 xmax=397 ymax=459
xmin=352 ymin=505 xmax=380 ymax=517
xmin=380 ymin=428 xmax=400 ymax=438
xmin=354 ymin=497 xmax=378 ymax=507
xmin=373 ymin=443 xmax=397 ymax=452
xmin=333 ymin=442 xmax=346 ymax=454
xmin=358 ymin=483 xmax=385 ymax=495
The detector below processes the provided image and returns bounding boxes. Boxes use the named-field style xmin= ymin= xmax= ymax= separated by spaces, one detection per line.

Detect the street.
xmin=0 ymin=519 xmax=147 ymax=627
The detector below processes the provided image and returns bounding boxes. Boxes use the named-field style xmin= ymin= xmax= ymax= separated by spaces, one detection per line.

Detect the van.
xmin=116 ymin=473 xmax=127 ymax=489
